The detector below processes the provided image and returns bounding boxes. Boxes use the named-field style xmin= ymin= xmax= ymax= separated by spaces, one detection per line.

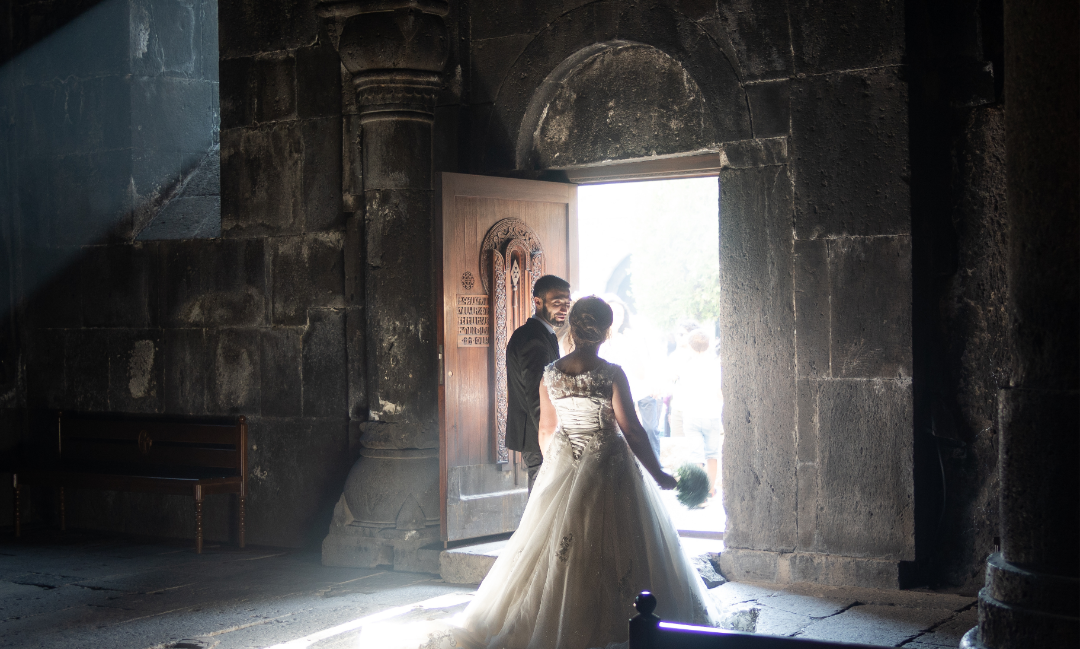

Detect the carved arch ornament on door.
xmin=482 ymin=218 xmax=545 ymax=464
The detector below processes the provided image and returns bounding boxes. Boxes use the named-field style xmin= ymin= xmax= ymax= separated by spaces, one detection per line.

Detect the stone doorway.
xmin=576 ymin=176 xmax=725 ymax=540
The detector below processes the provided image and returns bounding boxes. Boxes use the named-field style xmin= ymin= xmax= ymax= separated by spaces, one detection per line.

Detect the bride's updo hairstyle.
xmin=568 ymin=296 xmax=614 ymax=347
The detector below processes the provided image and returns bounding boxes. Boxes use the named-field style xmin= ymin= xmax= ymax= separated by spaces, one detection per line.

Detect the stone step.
xmin=439 ymin=536 xmax=725 ymax=585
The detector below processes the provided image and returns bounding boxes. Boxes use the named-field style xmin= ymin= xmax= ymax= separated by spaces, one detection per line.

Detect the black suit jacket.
xmin=505 ymin=318 xmax=561 ymax=454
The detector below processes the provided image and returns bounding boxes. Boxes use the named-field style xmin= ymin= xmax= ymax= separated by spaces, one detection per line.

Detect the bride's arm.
xmin=538 ymin=378 xmax=557 ymax=455
xmin=612 ymin=368 xmax=677 ymax=490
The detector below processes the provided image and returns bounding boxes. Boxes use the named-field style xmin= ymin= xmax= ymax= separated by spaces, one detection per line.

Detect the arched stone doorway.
xmin=475 ymin=14 xmax=915 ymax=588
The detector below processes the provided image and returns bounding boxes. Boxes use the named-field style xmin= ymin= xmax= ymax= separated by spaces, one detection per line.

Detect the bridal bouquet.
xmin=674 ymin=463 xmax=710 ymax=509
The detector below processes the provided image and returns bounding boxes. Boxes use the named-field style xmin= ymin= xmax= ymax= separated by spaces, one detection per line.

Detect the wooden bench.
xmin=12 ymin=412 xmax=247 ymax=553
xmin=629 ymin=592 xmax=882 ymax=649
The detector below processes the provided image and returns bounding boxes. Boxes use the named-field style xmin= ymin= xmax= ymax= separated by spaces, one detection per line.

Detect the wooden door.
xmin=437 ymin=173 xmax=578 ymax=543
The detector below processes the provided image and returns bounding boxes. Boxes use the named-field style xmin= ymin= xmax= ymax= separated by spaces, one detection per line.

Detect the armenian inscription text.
xmin=457 ymin=295 xmax=490 ymax=347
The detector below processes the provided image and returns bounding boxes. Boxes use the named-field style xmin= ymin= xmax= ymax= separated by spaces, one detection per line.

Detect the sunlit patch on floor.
xmin=262 ymin=592 xmax=475 ymax=649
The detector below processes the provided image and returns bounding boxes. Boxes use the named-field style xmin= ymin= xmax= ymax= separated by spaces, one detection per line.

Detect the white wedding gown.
xmin=364 ymin=360 xmax=720 ymax=649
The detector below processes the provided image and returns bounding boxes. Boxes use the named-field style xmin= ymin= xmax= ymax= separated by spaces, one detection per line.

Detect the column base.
xmin=321 ymin=516 xmax=441 ymax=573
xmin=974 ymin=553 xmax=1079 ymax=648
xmin=717 ymin=548 xmax=915 ymax=589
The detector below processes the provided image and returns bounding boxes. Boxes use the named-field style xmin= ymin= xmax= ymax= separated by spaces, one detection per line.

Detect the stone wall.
xmin=0 ymin=0 xmax=1012 ymax=588
xmin=461 ymin=0 xmax=918 ymax=589
xmin=0 ymin=0 xmax=354 ymax=549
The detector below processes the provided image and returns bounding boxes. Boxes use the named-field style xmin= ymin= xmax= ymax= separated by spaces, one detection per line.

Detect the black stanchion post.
xmin=629 ymin=591 xmax=660 ymax=649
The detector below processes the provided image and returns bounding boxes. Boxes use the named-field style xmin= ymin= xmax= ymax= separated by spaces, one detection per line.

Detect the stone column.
xmin=319 ymin=0 xmax=448 ymax=572
xmin=963 ymin=0 xmax=1079 ymax=646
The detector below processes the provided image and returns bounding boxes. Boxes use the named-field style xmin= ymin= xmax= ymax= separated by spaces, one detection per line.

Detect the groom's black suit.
xmin=505 ymin=317 xmax=561 ymax=492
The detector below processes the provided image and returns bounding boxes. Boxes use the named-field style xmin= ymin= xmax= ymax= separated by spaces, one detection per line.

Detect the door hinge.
xmin=438 ymin=345 xmax=444 ymax=385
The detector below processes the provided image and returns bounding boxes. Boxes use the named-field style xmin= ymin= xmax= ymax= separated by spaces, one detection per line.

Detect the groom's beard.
xmin=539 ymin=304 xmax=561 ymax=327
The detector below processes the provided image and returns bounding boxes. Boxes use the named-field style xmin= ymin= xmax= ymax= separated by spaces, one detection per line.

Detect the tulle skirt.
xmin=362 ymin=426 xmax=719 ymax=649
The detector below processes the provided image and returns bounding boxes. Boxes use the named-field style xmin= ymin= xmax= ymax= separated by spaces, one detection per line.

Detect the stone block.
xmin=794 ymin=238 xmax=830 ymax=378
xmin=25 ymin=329 xmax=66 ymax=410
xmin=66 ymin=329 xmax=110 ymax=411
xmin=106 ymin=330 xmax=164 ymax=414
xmin=792 ymin=69 xmax=909 ymax=238
xmin=303 ymin=309 xmax=347 ymax=418
xmin=18 ymin=76 xmax=132 ymax=158
xmin=345 ymin=306 xmax=366 ymax=419
xmin=270 ymin=233 xmax=345 ymax=326
xmin=245 ymin=416 xmax=350 ymax=548
xmin=160 ymin=238 xmax=267 ymax=327
xmin=130 ymin=0 xmax=197 ymax=77
xmin=720 ymin=137 xmax=787 ymax=169
xmin=797 ymin=604 xmax=953 ymax=645
xmin=301 ymin=118 xmax=344 ymax=232
xmin=13 ymin=0 xmax=128 ymax=84
xmin=790 ymin=0 xmax=905 ymax=74
xmin=344 ymin=216 xmax=364 ymax=307
xmin=342 ymin=113 xmax=362 ymax=202
xmin=718 ymin=548 xmax=911 ymax=590
xmin=470 ymin=0 xmax=598 ymax=39
xmin=52 ymin=150 xmax=135 ymax=246
xmin=701 ymin=0 xmax=793 ymax=81
xmin=183 ymin=148 xmax=221 ymax=197
xmin=469 ymin=35 xmax=533 ymax=105
xmin=208 ymin=329 xmax=261 ymax=415
xmin=253 ymin=52 xmax=296 ymax=124
xmin=131 ymin=150 xmax=183 ymax=228
xmin=22 ymin=246 xmax=86 ymax=330
xmin=718 ymin=165 xmax=797 ymax=552
xmin=218 ymin=0 xmax=319 ymax=59
xmin=16 ymin=157 xmax=60 ymax=248
xmin=79 ymin=243 xmax=157 ymax=328
xmin=801 ymin=378 xmax=914 ymax=559
xmin=434 ymin=104 xmax=460 ymax=174
xmin=137 ymin=196 xmax=221 ymax=240
xmin=220 ymin=124 xmax=303 ymax=235
xmin=219 ymin=56 xmax=255 ymax=129
xmin=132 ymin=76 xmax=216 ymax=154
xmin=828 ymin=236 xmax=912 ymax=379
xmin=746 ymin=80 xmax=790 ymax=138
xmin=439 ymin=542 xmax=501 ymax=584
xmin=196 ymin=0 xmax=220 ymax=81
xmin=260 ymin=328 xmax=303 ymax=418
xmin=296 ymin=40 xmax=341 ymax=119
xmin=163 ymin=328 xmax=209 ymax=415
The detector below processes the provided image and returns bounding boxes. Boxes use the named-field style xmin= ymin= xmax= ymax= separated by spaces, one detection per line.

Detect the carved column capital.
xmin=319 ymin=0 xmax=449 ymax=121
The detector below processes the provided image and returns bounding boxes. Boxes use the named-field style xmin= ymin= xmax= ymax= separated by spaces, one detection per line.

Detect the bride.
xmin=366 ymin=296 xmax=720 ymax=649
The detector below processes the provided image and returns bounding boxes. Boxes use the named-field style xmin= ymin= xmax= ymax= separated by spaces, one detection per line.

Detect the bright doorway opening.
xmin=577 ymin=177 xmax=724 ymax=539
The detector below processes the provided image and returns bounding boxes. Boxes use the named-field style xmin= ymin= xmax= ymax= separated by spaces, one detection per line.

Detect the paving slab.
xmin=796 ymin=604 xmax=957 ymax=646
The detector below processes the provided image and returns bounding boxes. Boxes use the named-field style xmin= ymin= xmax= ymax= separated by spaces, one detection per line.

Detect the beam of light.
xmin=260 ymin=592 xmax=475 ymax=649
xmin=659 ymin=621 xmax=732 ymax=635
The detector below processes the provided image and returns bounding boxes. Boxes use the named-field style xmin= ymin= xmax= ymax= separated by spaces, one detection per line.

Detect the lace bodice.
xmin=544 ymin=361 xmax=620 ymax=459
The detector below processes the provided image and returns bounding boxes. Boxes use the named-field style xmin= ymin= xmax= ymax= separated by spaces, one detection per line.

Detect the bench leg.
xmin=238 ymin=492 xmax=246 ymax=549
xmin=59 ymin=486 xmax=65 ymax=532
xmin=13 ymin=477 xmax=20 ymax=538
xmin=194 ymin=486 xmax=203 ymax=554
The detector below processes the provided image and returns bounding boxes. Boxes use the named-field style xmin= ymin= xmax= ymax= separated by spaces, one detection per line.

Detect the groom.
xmin=506 ymin=274 xmax=571 ymax=493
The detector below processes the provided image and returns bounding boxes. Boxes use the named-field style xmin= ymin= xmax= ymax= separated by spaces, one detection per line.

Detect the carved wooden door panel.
xmin=436 ymin=173 xmax=578 ymax=543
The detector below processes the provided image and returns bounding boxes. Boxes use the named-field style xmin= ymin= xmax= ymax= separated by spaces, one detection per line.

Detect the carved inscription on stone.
xmin=456 ymin=295 xmax=490 ymax=347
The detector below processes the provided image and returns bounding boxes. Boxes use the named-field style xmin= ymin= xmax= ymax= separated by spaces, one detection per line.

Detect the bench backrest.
xmin=58 ymin=413 xmax=247 ymax=476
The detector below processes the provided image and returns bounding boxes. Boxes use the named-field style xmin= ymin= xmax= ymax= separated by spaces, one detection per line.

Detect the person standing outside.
xmin=674 ymin=328 xmax=724 ymax=497
xmin=505 ymin=275 xmax=572 ymax=493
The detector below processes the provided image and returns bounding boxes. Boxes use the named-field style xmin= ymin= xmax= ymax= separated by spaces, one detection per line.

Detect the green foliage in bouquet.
xmin=674 ymin=463 xmax=710 ymax=509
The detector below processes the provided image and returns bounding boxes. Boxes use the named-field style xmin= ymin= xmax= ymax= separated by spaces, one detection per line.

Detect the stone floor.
xmin=0 ymin=530 xmax=976 ymax=648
